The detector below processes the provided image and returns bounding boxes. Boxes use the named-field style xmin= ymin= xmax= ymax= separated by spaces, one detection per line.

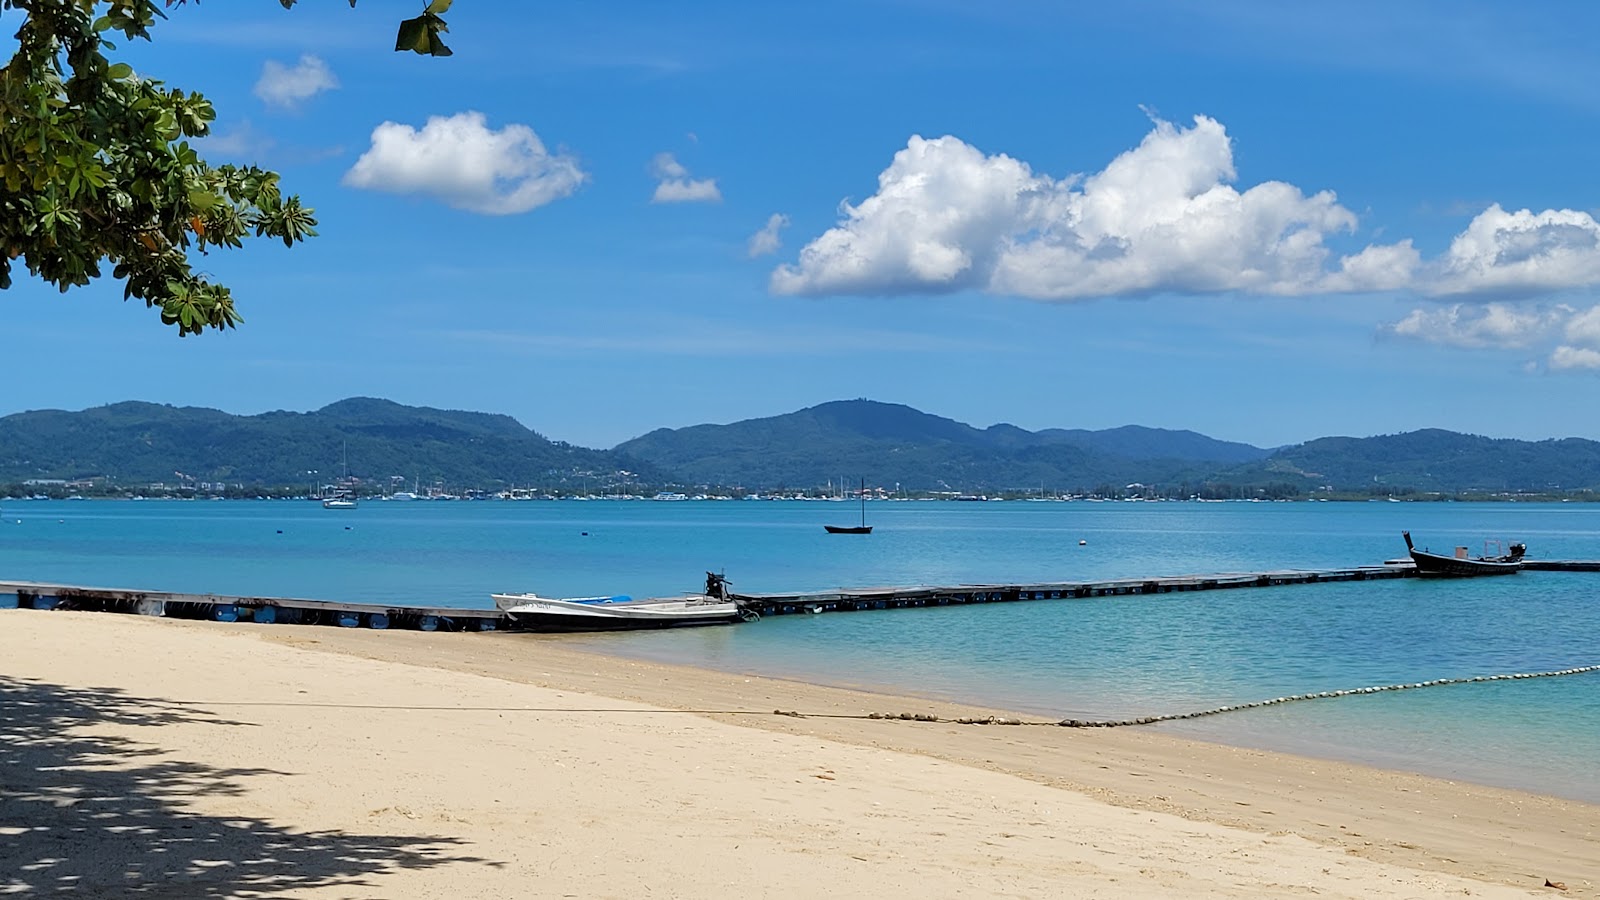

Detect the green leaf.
xmin=107 ymin=62 xmax=133 ymax=80
xmin=425 ymin=0 xmax=453 ymax=13
xmin=395 ymin=16 xmax=430 ymax=53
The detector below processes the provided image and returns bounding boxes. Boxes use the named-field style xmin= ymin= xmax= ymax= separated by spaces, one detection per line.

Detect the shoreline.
xmin=561 ymin=632 xmax=1600 ymax=806
xmin=4 ymin=610 xmax=1594 ymax=897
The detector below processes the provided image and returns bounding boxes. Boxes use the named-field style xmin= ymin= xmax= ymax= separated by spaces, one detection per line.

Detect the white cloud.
xmin=1549 ymin=345 xmax=1600 ymax=370
xmin=774 ymin=117 xmax=1385 ymax=299
xmin=202 ymin=122 xmax=275 ymax=158
xmin=1564 ymin=305 xmax=1600 ymax=347
xmin=343 ymin=112 xmax=586 ymax=215
xmin=254 ymin=55 xmax=338 ymax=110
xmin=773 ymin=114 xmax=1600 ymax=302
xmin=1385 ymin=303 xmax=1569 ymax=349
xmin=1382 ymin=300 xmax=1600 ymax=374
xmin=1430 ymin=205 xmax=1600 ymax=298
xmin=746 ymin=213 xmax=789 ymax=258
xmin=650 ymin=152 xmax=721 ymax=203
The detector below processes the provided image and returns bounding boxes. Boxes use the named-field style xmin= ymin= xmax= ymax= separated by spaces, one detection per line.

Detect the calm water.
xmin=4 ymin=498 xmax=1598 ymax=803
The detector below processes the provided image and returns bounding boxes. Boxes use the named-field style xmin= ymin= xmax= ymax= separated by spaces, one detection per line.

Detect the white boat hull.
xmin=495 ymin=593 xmax=744 ymax=632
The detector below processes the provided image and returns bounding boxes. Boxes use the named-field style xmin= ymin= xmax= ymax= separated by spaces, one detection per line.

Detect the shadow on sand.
xmin=0 ymin=674 xmax=494 ymax=896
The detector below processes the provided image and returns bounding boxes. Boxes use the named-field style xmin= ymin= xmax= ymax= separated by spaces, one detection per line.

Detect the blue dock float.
xmin=0 ymin=580 xmax=510 ymax=632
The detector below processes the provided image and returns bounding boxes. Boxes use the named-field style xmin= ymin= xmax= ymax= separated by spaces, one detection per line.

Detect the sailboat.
xmin=825 ymin=479 xmax=872 ymax=534
xmin=322 ymin=440 xmax=358 ymax=509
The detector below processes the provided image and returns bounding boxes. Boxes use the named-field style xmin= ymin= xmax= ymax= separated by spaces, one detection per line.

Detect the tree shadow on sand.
xmin=0 ymin=675 xmax=495 ymax=896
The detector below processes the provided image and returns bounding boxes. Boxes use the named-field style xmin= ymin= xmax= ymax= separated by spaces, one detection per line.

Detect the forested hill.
xmin=1221 ymin=429 xmax=1600 ymax=493
xmin=613 ymin=399 xmax=1270 ymax=491
xmin=5 ymin=398 xmax=1598 ymax=495
xmin=0 ymin=398 xmax=656 ymax=489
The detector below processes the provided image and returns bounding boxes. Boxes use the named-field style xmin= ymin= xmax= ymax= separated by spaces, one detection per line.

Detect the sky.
xmin=6 ymin=0 xmax=1600 ymax=450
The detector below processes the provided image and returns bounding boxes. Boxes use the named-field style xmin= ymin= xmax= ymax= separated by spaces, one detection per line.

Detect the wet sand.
xmin=2 ymin=610 xmax=1593 ymax=897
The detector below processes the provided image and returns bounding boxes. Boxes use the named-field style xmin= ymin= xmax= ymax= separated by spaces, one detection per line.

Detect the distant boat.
xmin=1402 ymin=531 xmax=1524 ymax=577
xmin=322 ymin=491 xmax=357 ymax=510
xmin=391 ymin=475 xmax=421 ymax=501
xmin=323 ymin=440 xmax=358 ymax=509
xmin=825 ymin=478 xmax=872 ymax=534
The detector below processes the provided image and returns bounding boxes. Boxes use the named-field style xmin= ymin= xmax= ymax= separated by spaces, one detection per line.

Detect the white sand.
xmin=2 ymin=610 xmax=1592 ymax=898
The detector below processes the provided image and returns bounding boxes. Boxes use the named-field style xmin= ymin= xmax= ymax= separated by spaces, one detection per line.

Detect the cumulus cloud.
xmin=746 ymin=213 xmax=789 ymax=258
xmin=1547 ymin=305 xmax=1600 ymax=370
xmin=650 ymin=152 xmax=721 ymax=203
xmin=1382 ymin=299 xmax=1600 ymax=374
xmin=1430 ymin=205 xmax=1600 ymax=297
xmin=772 ymin=114 xmax=1600 ymax=303
xmin=773 ymin=117 xmax=1387 ymax=298
xmin=1550 ymin=345 xmax=1600 ymax=370
xmin=1564 ymin=305 xmax=1600 ymax=346
xmin=254 ymin=55 xmax=338 ymax=110
xmin=343 ymin=112 xmax=585 ymax=215
xmin=1385 ymin=303 xmax=1569 ymax=349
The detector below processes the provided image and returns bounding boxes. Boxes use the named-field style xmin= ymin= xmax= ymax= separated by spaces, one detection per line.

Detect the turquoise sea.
xmin=4 ymin=498 xmax=1598 ymax=803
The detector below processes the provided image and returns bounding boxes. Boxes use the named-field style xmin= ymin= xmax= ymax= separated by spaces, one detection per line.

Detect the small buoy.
xmin=344 ymin=526 xmax=351 ymax=530
xmin=276 ymin=530 xmax=283 ymax=534
xmin=581 ymin=531 xmax=588 ymax=536
xmin=1078 ymin=539 xmax=1087 ymax=546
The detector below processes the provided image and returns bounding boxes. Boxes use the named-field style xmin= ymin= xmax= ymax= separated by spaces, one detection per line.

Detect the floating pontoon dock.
xmin=0 ymin=580 xmax=501 ymax=631
xmin=4 ymin=560 xmax=1598 ymax=630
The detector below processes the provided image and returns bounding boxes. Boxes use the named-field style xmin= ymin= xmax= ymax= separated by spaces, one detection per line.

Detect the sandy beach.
xmin=2 ymin=611 xmax=1594 ymax=898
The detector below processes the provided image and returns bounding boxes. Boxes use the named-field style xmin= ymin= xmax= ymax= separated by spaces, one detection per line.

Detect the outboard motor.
xmin=1507 ymin=542 xmax=1527 ymax=562
xmin=704 ymin=571 xmax=729 ymax=600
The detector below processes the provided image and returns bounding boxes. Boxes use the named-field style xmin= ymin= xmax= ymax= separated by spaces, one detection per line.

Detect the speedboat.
xmin=494 ymin=572 xmax=747 ymax=632
xmin=494 ymin=592 xmax=744 ymax=631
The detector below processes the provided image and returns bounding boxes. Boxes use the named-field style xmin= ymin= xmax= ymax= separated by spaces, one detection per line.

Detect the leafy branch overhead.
xmin=278 ymin=0 xmax=456 ymax=57
xmin=0 ymin=1 xmax=451 ymax=338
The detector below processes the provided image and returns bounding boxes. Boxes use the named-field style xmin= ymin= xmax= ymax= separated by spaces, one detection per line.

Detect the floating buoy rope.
xmin=183 ymin=664 xmax=1599 ymax=728
xmin=825 ymin=662 xmax=1600 ymax=729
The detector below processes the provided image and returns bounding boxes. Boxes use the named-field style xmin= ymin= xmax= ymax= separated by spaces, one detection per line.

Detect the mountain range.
xmin=615 ymin=400 xmax=1270 ymax=491
xmin=0 ymin=398 xmax=665 ymax=491
xmin=3 ymin=397 xmax=1599 ymax=496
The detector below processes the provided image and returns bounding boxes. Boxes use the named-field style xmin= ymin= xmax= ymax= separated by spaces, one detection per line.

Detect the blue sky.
xmin=7 ymin=0 xmax=1600 ymax=449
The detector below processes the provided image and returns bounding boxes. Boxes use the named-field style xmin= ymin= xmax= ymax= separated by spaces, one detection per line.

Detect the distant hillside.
xmin=613 ymin=400 xmax=1267 ymax=491
xmin=1224 ymin=429 xmax=1600 ymax=492
xmin=0 ymin=398 xmax=657 ymax=489
xmin=6 ymin=397 xmax=1596 ymax=496
xmin=1034 ymin=425 xmax=1271 ymax=465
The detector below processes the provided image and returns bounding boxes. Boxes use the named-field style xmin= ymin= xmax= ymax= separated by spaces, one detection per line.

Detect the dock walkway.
xmin=0 ymin=580 xmax=501 ymax=631
xmin=5 ymin=560 xmax=1598 ymax=630
xmin=728 ymin=564 xmax=1415 ymax=617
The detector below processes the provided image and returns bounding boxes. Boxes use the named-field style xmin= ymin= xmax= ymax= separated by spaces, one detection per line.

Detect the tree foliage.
xmin=0 ymin=0 xmax=451 ymax=335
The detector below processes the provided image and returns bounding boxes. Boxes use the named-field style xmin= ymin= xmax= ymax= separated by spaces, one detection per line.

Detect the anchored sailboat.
xmin=323 ymin=440 xmax=358 ymax=509
xmin=825 ymin=478 xmax=872 ymax=534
